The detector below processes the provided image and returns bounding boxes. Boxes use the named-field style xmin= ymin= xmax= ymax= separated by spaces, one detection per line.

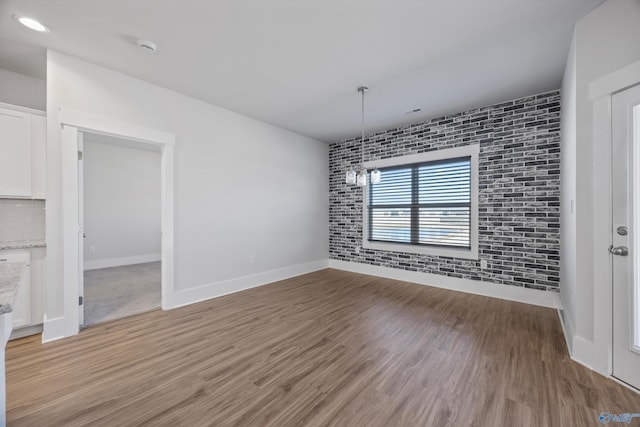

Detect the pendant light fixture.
xmin=345 ymin=86 xmax=380 ymax=187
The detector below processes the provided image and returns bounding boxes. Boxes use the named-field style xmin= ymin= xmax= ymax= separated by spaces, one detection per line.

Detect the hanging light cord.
xmin=360 ymin=87 xmax=366 ymax=169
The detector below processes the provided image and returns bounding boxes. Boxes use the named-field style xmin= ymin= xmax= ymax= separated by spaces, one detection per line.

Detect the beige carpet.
xmin=83 ymin=262 xmax=161 ymax=327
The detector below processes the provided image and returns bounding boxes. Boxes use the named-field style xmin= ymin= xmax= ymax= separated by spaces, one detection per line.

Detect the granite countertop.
xmin=0 ymin=240 xmax=46 ymax=251
xmin=0 ymin=261 xmax=26 ymax=314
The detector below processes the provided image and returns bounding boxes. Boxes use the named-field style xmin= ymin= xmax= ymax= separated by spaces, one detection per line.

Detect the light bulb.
xmin=357 ymin=169 xmax=368 ymax=187
xmin=346 ymin=169 xmax=357 ymax=185
xmin=370 ymin=168 xmax=381 ymax=184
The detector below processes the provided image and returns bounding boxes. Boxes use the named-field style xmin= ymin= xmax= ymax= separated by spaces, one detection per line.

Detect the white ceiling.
xmin=0 ymin=0 xmax=603 ymax=142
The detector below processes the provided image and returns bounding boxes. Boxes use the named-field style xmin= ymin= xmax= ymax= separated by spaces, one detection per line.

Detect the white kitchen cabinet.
xmin=0 ymin=103 xmax=46 ymax=199
xmin=0 ymin=251 xmax=31 ymax=329
xmin=0 ymin=107 xmax=31 ymax=197
xmin=0 ymin=248 xmax=45 ymax=340
xmin=30 ymin=114 xmax=46 ymax=199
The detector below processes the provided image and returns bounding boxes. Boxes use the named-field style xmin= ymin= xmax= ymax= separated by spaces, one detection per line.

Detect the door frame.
xmin=611 ymin=84 xmax=640 ymax=388
xmin=590 ymin=60 xmax=640 ymax=379
xmin=60 ymin=110 xmax=175 ymax=337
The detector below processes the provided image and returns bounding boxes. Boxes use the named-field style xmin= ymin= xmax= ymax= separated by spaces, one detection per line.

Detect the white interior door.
xmin=612 ymin=83 xmax=640 ymax=389
xmin=78 ymin=133 xmax=85 ymax=326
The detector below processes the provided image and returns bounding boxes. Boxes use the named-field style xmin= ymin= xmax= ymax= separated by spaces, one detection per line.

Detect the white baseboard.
xmin=571 ymin=335 xmax=612 ymax=376
xmin=10 ymin=324 xmax=43 ymax=340
xmin=328 ymin=259 xmax=561 ymax=309
xmin=170 ymin=259 xmax=329 ymax=309
xmin=84 ymin=253 xmax=161 ymax=271
xmin=557 ymin=309 xmax=573 ymax=355
xmin=41 ymin=316 xmax=66 ymax=343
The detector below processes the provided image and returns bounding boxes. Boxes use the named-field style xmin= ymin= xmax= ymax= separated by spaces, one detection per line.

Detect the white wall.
xmin=83 ymin=138 xmax=161 ymax=270
xmin=45 ymin=50 xmax=329 ymax=338
xmin=559 ymin=30 xmax=577 ymax=353
xmin=0 ymin=68 xmax=45 ymax=111
xmin=562 ymin=0 xmax=640 ymax=371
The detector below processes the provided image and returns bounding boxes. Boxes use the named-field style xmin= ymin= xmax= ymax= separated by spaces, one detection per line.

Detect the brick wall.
xmin=329 ymin=91 xmax=561 ymax=291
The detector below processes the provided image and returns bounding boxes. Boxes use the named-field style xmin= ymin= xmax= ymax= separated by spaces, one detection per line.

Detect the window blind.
xmin=368 ymin=157 xmax=471 ymax=248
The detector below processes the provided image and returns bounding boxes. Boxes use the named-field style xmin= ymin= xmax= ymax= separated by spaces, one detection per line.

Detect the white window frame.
xmin=362 ymin=144 xmax=479 ymax=260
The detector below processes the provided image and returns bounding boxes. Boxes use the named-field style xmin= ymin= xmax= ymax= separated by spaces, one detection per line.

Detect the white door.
xmin=612 ymin=83 xmax=640 ymax=389
xmin=78 ymin=134 xmax=85 ymax=326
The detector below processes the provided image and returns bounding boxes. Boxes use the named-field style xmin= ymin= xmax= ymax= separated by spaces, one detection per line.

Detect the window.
xmin=363 ymin=145 xmax=479 ymax=259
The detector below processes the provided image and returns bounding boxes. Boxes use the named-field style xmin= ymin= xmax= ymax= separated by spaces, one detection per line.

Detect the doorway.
xmin=80 ymin=132 xmax=162 ymax=327
xmin=60 ymin=110 xmax=174 ymax=339
xmin=611 ymin=83 xmax=640 ymax=389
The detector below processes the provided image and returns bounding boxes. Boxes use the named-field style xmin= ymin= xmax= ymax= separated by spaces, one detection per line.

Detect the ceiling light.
xmin=14 ymin=15 xmax=49 ymax=32
xmin=346 ymin=86 xmax=380 ymax=187
xmin=136 ymin=39 xmax=157 ymax=54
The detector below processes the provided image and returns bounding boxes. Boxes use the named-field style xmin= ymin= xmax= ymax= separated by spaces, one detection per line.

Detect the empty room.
xmin=0 ymin=0 xmax=639 ymax=426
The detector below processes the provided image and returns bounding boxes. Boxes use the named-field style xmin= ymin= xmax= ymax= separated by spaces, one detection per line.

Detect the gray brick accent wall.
xmin=329 ymin=91 xmax=560 ymax=291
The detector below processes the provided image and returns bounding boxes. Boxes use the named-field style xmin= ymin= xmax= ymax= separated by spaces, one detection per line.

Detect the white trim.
xmin=59 ymin=110 xmax=175 ymax=146
xmin=363 ymin=145 xmax=478 ymax=169
xmin=53 ymin=109 xmax=175 ymax=341
xmin=41 ymin=315 xmax=66 ymax=343
xmin=160 ymin=144 xmax=175 ymax=311
xmin=0 ymin=101 xmax=45 ymax=116
xmin=557 ymin=309 xmax=573 ymax=355
xmin=610 ymin=376 xmax=640 ymax=395
xmin=572 ymin=335 xmax=600 ymax=372
xmin=591 ymin=95 xmax=614 ymax=376
xmin=328 ymin=259 xmax=560 ymax=309
xmin=84 ymin=253 xmax=161 ymax=271
xmin=362 ymin=144 xmax=480 ymax=260
xmin=589 ymin=59 xmax=640 ymax=101
xmin=61 ymin=125 xmax=80 ymax=338
xmin=9 ymin=324 xmax=43 ymax=340
xmin=557 ymin=325 xmax=639 ymax=394
xmin=171 ymin=260 xmax=329 ymax=308
xmin=363 ymin=241 xmax=477 ymax=259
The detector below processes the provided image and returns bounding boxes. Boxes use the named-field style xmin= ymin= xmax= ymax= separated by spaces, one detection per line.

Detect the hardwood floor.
xmin=6 ymin=269 xmax=640 ymax=426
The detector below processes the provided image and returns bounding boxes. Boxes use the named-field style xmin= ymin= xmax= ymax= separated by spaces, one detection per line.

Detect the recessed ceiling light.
xmin=136 ymin=39 xmax=157 ymax=54
xmin=14 ymin=15 xmax=49 ymax=32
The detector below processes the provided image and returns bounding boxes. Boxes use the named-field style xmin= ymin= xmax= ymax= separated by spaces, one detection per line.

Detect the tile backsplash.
xmin=0 ymin=199 xmax=45 ymax=242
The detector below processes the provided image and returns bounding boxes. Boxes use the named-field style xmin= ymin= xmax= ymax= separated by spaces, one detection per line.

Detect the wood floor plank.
xmin=6 ymin=269 xmax=640 ymax=426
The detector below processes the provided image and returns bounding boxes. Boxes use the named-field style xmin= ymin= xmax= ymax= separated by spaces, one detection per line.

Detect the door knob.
xmin=609 ymin=245 xmax=629 ymax=256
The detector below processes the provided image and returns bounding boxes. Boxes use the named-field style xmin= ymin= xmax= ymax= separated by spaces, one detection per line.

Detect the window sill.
xmin=362 ymin=240 xmax=478 ymax=260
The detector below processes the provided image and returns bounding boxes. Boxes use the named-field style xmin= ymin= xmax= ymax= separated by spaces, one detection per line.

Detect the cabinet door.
xmin=0 ymin=251 xmax=31 ymax=329
xmin=11 ymin=267 xmax=31 ymax=328
xmin=31 ymin=114 xmax=46 ymax=199
xmin=0 ymin=107 xmax=32 ymax=197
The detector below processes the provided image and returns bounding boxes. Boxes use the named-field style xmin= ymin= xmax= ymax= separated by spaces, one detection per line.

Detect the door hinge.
xmin=79 ymin=296 xmax=83 ymax=305
xmin=78 ymin=151 xmax=83 ymax=160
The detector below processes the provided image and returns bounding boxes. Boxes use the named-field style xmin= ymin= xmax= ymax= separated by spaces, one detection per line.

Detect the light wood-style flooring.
xmin=6 ymin=269 xmax=640 ymax=426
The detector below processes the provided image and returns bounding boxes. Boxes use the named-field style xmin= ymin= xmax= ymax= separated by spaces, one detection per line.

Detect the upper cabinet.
xmin=0 ymin=103 xmax=46 ymax=199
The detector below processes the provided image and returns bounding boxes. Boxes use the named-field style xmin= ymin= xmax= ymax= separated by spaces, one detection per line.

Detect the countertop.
xmin=0 ymin=261 xmax=26 ymax=314
xmin=0 ymin=240 xmax=46 ymax=251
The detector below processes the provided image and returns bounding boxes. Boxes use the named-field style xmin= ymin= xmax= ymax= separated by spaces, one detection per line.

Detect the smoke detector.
xmin=136 ymin=39 xmax=157 ymax=54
